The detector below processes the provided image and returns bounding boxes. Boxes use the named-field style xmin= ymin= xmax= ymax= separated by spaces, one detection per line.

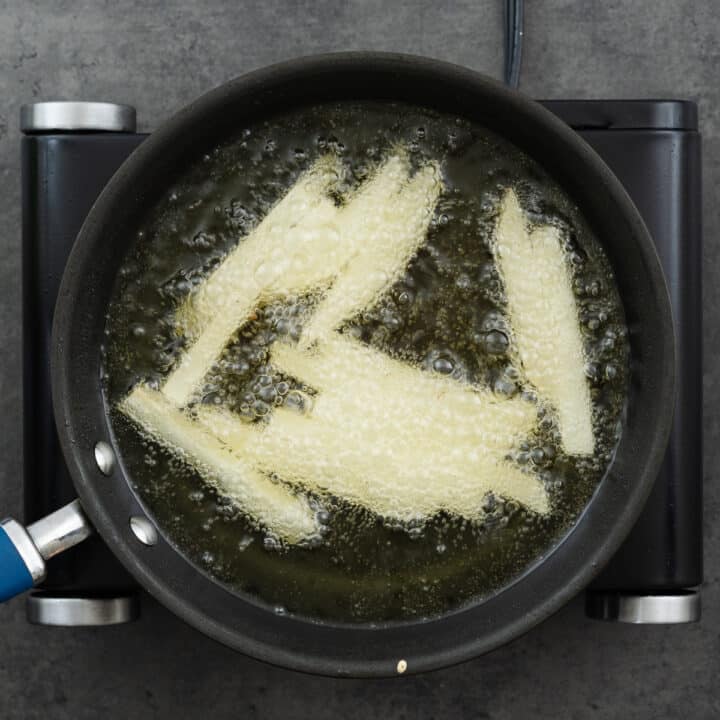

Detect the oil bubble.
xmin=433 ymin=358 xmax=454 ymax=374
xmin=482 ymin=494 xmax=497 ymax=513
xmin=238 ymin=535 xmax=254 ymax=551
xmin=483 ymin=329 xmax=509 ymax=355
xmin=494 ymin=378 xmax=518 ymax=397
xmin=258 ymin=385 xmax=278 ymax=403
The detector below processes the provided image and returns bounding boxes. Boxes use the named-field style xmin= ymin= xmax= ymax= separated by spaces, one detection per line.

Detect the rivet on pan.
xmin=94 ymin=441 xmax=115 ymax=476
xmin=396 ymin=659 xmax=407 ymax=674
xmin=129 ymin=516 xmax=158 ymax=546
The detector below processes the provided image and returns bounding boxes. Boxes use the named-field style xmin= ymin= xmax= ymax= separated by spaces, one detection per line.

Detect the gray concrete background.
xmin=0 ymin=1 xmax=717 ymax=717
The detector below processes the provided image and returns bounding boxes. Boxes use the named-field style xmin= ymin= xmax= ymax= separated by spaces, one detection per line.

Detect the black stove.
xmin=19 ymin=99 xmax=702 ymax=628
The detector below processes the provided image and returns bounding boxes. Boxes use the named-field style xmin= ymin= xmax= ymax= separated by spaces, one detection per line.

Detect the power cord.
xmin=504 ymin=0 xmax=524 ymax=89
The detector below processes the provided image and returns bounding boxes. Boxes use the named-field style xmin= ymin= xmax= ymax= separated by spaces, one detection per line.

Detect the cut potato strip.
xmin=195 ymin=336 xmax=548 ymax=520
xmin=272 ymin=336 xmax=535 ymax=449
xmin=300 ymin=159 xmax=443 ymax=348
xmin=175 ymin=155 xmax=348 ymax=337
xmin=493 ymin=190 xmax=594 ymax=455
xmin=120 ymin=385 xmax=320 ymax=544
xmin=162 ymin=157 xmax=344 ymax=406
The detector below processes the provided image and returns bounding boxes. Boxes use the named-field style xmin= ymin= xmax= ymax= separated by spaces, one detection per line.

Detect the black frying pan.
xmin=5 ymin=54 xmax=676 ymax=677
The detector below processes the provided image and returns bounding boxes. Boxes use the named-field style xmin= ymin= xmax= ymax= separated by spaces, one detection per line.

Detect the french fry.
xmin=300 ymin=159 xmax=443 ymax=348
xmin=120 ymin=385 xmax=321 ymax=544
xmin=272 ymin=336 xmax=535 ymax=451
xmin=162 ymin=157 xmax=344 ymax=406
xmin=493 ymin=190 xmax=594 ymax=455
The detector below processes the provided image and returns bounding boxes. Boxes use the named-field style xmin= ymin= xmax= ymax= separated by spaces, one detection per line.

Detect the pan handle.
xmin=0 ymin=500 xmax=92 ymax=601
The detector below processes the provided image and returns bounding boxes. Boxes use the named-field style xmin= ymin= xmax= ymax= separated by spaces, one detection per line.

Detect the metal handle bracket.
xmin=0 ymin=500 xmax=92 ymax=602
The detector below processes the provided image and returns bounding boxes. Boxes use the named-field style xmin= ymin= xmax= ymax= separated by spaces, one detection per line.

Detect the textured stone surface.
xmin=0 ymin=1 xmax=718 ymax=717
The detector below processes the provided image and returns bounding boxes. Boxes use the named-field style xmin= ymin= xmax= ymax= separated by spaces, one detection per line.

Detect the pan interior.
xmin=103 ymin=100 xmax=629 ymax=624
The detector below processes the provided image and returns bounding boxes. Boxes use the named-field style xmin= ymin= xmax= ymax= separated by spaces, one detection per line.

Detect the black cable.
xmin=504 ymin=0 xmax=524 ymax=89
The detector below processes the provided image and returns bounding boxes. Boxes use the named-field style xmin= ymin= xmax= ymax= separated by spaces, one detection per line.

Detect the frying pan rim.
xmin=51 ymin=51 xmax=676 ymax=677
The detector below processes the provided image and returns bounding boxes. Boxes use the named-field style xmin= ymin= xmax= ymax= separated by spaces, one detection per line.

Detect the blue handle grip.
xmin=0 ymin=527 xmax=35 ymax=602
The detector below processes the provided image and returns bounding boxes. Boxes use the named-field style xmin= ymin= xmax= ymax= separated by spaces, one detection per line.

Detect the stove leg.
xmin=26 ymin=592 xmax=139 ymax=626
xmin=585 ymin=589 xmax=700 ymax=624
